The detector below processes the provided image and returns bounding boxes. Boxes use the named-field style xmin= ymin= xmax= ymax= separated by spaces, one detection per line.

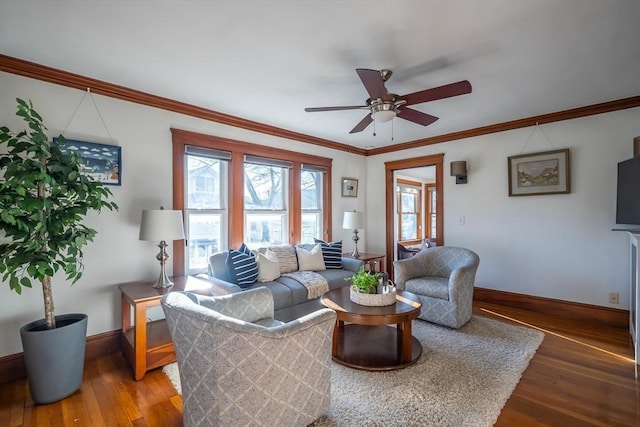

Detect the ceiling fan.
xmin=305 ymin=68 xmax=472 ymax=134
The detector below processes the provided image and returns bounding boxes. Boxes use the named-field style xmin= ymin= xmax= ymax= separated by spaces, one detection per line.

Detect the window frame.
xmin=171 ymin=128 xmax=332 ymax=276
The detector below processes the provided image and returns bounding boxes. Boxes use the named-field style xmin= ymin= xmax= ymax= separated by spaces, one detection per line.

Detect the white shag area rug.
xmin=163 ymin=315 xmax=544 ymax=427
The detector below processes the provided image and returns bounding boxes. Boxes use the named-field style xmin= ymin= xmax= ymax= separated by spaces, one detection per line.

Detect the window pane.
xmin=186 ymin=155 xmax=221 ymax=209
xmin=186 ymin=213 xmax=221 ymax=271
xmin=244 ymin=164 xmax=285 ymax=209
xmin=401 ymin=214 xmax=418 ymax=240
xmin=301 ymin=170 xmax=321 ymax=210
xmin=401 ymin=193 xmax=416 ymax=213
xmin=301 ymin=212 xmax=321 ymax=244
xmin=244 ymin=213 xmax=286 ymax=248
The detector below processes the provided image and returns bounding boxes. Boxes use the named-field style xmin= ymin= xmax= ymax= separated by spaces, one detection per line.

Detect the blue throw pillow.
xmin=314 ymin=239 xmax=342 ymax=269
xmin=226 ymin=244 xmax=258 ymax=288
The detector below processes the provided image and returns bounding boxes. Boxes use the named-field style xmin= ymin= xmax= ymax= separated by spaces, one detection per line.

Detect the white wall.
xmin=1 ymin=70 xmax=637 ymax=358
xmin=366 ymin=108 xmax=640 ymax=310
xmin=0 ymin=72 xmax=366 ymax=357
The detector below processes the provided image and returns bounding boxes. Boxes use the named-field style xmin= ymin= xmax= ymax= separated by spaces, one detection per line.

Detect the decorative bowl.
xmin=350 ymin=286 xmax=396 ymax=306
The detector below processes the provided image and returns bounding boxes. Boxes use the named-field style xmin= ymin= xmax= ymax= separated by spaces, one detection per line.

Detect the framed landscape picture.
xmin=342 ymin=177 xmax=358 ymax=197
xmin=55 ymin=138 xmax=122 ymax=186
xmin=508 ymin=148 xmax=570 ymax=196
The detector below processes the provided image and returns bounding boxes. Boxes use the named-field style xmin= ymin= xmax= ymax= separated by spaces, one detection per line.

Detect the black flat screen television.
xmin=616 ymin=156 xmax=640 ymax=226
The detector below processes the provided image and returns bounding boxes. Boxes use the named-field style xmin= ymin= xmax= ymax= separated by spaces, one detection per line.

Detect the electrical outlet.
xmin=608 ymin=292 xmax=619 ymax=304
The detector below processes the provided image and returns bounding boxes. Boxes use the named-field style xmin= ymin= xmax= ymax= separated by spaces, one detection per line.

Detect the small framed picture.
xmin=508 ymin=148 xmax=570 ymax=196
xmin=55 ymin=138 xmax=122 ymax=186
xmin=342 ymin=177 xmax=358 ymax=197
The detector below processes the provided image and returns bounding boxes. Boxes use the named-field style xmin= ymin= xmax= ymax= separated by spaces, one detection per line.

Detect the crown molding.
xmin=0 ymin=54 xmax=365 ymax=156
xmin=2 ymin=54 xmax=637 ymax=157
xmin=367 ymin=96 xmax=640 ymax=156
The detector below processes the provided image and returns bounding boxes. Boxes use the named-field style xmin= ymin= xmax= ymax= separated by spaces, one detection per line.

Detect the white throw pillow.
xmin=296 ymin=244 xmax=326 ymax=271
xmin=256 ymin=249 xmax=281 ymax=282
xmin=269 ymin=244 xmax=299 ymax=273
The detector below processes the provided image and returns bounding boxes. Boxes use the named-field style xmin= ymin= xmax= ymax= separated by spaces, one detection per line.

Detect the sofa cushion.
xmin=226 ymin=245 xmax=258 ymax=288
xmin=256 ymin=249 xmax=281 ymax=282
xmin=295 ymin=244 xmax=326 ymax=271
xmin=314 ymin=239 xmax=343 ymax=269
xmin=269 ymin=244 xmax=298 ymax=273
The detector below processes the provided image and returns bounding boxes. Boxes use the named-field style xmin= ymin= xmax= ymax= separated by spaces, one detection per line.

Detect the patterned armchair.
xmin=393 ymin=246 xmax=480 ymax=329
xmin=161 ymin=287 xmax=336 ymax=427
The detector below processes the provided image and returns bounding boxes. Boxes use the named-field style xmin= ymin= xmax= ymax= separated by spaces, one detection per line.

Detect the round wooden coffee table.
xmin=320 ymin=287 xmax=422 ymax=371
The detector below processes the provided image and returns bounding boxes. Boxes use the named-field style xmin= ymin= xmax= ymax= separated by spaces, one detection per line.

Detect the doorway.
xmin=384 ymin=154 xmax=444 ymax=275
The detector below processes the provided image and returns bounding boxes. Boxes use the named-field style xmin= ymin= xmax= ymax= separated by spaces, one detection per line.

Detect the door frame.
xmin=385 ymin=154 xmax=444 ymax=275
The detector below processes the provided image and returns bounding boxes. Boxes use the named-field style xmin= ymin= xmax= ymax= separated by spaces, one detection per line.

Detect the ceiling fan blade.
xmin=305 ymin=105 xmax=367 ymax=112
xmin=401 ymin=80 xmax=472 ymax=106
xmin=356 ymin=69 xmax=387 ymax=99
xmin=397 ymin=107 xmax=439 ymax=126
xmin=349 ymin=114 xmax=373 ymax=134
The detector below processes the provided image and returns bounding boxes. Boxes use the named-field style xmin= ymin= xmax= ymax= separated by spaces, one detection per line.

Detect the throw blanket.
xmin=281 ymin=271 xmax=329 ymax=299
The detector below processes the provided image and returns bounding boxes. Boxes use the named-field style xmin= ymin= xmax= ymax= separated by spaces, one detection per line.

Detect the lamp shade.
xmin=139 ymin=209 xmax=185 ymax=242
xmin=343 ymin=211 xmax=364 ymax=230
xmin=450 ymin=161 xmax=467 ymax=177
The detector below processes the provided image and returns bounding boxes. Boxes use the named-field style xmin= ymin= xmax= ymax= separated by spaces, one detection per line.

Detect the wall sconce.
xmin=450 ymin=161 xmax=468 ymax=184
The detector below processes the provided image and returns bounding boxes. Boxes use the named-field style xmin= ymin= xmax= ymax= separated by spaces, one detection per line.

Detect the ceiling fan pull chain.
xmin=373 ymin=115 xmax=377 ymax=136
xmin=391 ymin=119 xmax=394 ymax=141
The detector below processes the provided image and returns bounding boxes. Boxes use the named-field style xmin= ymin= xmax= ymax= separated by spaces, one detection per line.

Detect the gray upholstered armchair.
xmin=393 ymin=246 xmax=480 ymax=329
xmin=161 ymin=287 xmax=336 ymax=427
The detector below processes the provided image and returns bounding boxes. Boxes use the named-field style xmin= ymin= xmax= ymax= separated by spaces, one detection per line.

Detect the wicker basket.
xmin=350 ymin=286 xmax=397 ymax=306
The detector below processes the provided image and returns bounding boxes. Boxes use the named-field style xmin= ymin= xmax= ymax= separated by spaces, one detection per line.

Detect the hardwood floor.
xmin=1 ymin=302 xmax=638 ymax=426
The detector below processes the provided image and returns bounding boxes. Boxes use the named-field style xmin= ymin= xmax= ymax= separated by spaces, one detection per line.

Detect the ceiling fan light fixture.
xmin=371 ymin=103 xmax=397 ymax=122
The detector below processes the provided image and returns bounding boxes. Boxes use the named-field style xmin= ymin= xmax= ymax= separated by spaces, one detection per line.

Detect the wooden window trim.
xmin=171 ymin=128 xmax=332 ymax=276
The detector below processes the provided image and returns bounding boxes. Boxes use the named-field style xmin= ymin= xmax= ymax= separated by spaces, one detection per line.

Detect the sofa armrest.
xmin=341 ymin=257 xmax=364 ymax=272
xmin=204 ymin=274 xmax=243 ymax=294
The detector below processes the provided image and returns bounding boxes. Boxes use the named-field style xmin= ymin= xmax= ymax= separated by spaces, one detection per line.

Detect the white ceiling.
xmin=1 ymin=0 xmax=638 ymax=150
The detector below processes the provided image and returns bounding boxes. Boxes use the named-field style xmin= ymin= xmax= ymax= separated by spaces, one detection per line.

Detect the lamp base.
xmin=351 ymin=230 xmax=361 ymax=258
xmin=152 ymin=241 xmax=174 ymax=289
xmin=152 ymin=271 xmax=174 ymax=289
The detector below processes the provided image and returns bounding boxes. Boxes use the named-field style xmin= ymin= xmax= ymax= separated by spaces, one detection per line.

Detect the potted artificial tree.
xmin=0 ymin=99 xmax=118 ymax=404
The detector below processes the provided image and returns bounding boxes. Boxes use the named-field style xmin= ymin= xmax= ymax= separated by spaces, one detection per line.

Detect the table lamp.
xmin=343 ymin=210 xmax=364 ymax=258
xmin=139 ymin=207 xmax=185 ymax=288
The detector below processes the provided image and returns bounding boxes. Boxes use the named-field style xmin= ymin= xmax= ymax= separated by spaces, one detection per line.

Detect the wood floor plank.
xmin=0 ymin=301 xmax=638 ymax=426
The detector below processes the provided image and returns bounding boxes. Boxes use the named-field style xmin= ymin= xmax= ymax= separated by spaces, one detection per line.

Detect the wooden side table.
xmin=343 ymin=252 xmax=386 ymax=273
xmin=118 ymin=275 xmax=222 ymax=380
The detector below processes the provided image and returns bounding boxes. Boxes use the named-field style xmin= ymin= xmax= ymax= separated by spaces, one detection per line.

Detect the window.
xmin=396 ymin=180 xmax=422 ymax=243
xmin=171 ymin=128 xmax=332 ymax=275
xmin=243 ymin=157 xmax=290 ymax=248
xmin=426 ymin=184 xmax=437 ymax=238
xmin=301 ymin=165 xmax=324 ymax=244
xmin=183 ymin=147 xmax=229 ymax=274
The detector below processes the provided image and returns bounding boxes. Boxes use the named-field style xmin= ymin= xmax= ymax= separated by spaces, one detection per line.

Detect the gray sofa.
xmin=207 ymin=245 xmax=363 ymax=321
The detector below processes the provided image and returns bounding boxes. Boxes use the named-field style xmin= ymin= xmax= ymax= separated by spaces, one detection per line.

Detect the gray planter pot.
xmin=20 ymin=313 xmax=88 ymax=404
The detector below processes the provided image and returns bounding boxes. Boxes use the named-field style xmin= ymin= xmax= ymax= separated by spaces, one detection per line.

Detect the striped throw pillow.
xmin=314 ymin=239 xmax=343 ymax=269
xmin=225 ymin=244 xmax=258 ymax=288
